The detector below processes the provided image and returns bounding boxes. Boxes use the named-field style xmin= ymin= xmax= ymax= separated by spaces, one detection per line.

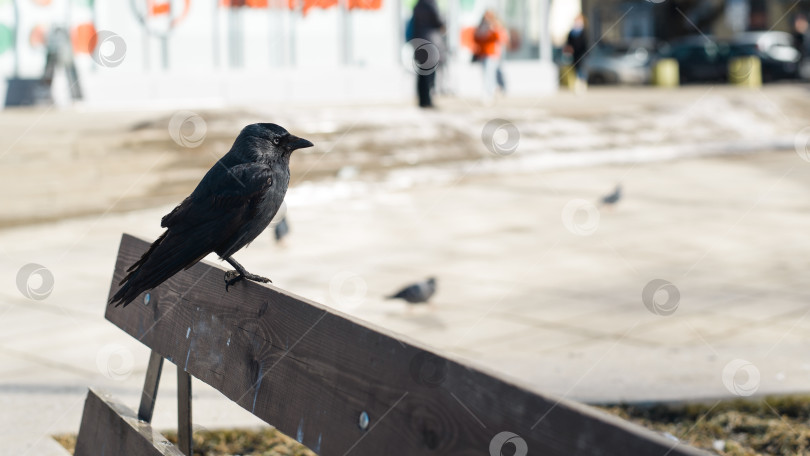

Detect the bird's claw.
xmin=224 ymin=270 xmax=242 ymax=292
xmin=224 ymin=270 xmax=271 ymax=292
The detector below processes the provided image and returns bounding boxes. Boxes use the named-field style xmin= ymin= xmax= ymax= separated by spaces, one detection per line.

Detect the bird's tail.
xmin=108 ymin=231 xmax=207 ymax=307
xmin=386 ymin=289 xmax=407 ymax=300
xmin=387 ymin=289 xmax=410 ymax=301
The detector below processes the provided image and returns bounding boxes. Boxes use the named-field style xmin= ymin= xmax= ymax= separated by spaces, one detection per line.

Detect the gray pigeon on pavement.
xmin=387 ymin=277 xmax=436 ymax=304
xmin=600 ymin=184 xmax=622 ymax=207
xmin=274 ymin=217 xmax=289 ymax=244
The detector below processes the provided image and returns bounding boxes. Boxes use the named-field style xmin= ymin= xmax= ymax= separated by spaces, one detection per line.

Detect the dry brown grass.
xmin=601 ymin=395 xmax=810 ymax=455
xmin=53 ymin=427 xmax=316 ymax=456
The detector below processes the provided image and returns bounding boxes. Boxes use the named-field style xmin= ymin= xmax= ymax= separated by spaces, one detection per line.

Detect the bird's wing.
xmin=393 ymin=284 xmax=420 ymax=301
xmin=161 ymin=163 xmax=274 ymax=231
xmin=110 ymin=164 xmax=275 ymax=307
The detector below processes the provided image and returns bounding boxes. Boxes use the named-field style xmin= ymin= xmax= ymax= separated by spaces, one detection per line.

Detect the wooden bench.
xmin=75 ymin=233 xmax=708 ymax=455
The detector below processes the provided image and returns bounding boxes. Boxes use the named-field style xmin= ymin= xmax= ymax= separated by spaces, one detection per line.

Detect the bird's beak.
xmin=287 ymin=135 xmax=314 ymax=151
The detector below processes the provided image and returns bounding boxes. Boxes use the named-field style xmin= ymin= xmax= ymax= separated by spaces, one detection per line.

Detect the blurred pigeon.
xmin=387 ymin=277 xmax=436 ymax=304
xmin=274 ymin=217 xmax=289 ymax=244
xmin=600 ymin=184 xmax=622 ymax=207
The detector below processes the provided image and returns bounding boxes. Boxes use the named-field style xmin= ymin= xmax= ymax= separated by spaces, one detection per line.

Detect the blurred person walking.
xmin=793 ymin=14 xmax=808 ymax=59
xmin=43 ymin=27 xmax=82 ymax=101
xmin=411 ymin=0 xmax=445 ymax=108
xmin=564 ymin=14 xmax=589 ymax=94
xmin=474 ymin=10 xmax=509 ymax=104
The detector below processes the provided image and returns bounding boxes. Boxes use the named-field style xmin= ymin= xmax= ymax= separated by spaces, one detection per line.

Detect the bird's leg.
xmin=224 ymin=257 xmax=271 ymax=291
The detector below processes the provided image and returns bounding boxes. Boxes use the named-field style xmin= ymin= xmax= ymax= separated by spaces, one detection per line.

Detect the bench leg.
xmin=178 ymin=368 xmax=192 ymax=456
xmin=138 ymin=350 xmax=164 ymax=422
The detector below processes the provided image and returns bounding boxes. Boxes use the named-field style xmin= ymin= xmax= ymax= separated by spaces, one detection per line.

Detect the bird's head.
xmin=239 ymin=123 xmax=313 ymax=159
xmin=426 ymin=277 xmax=437 ymax=287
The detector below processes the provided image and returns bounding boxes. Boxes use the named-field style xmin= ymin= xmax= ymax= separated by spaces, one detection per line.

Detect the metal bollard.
xmin=729 ymin=56 xmax=762 ymax=88
xmin=559 ymin=64 xmax=578 ymax=90
xmin=652 ymin=58 xmax=679 ymax=87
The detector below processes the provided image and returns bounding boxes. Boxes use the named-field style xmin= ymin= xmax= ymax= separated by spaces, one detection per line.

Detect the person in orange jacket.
xmin=474 ymin=10 xmax=508 ymax=103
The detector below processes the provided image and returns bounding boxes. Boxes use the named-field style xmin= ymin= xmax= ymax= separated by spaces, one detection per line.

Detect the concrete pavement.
xmin=2 ymin=85 xmax=807 ymax=227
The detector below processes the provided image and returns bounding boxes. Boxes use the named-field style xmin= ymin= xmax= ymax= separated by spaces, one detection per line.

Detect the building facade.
xmin=0 ymin=0 xmax=562 ymax=108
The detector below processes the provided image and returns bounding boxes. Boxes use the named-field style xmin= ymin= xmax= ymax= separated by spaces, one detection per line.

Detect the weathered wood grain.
xmin=105 ymin=233 xmax=708 ymax=456
xmin=75 ymin=388 xmax=184 ymax=456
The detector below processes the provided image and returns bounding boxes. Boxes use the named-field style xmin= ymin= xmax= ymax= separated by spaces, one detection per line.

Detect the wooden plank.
xmin=138 ymin=350 xmax=164 ymax=422
xmin=177 ymin=369 xmax=192 ymax=456
xmin=106 ymin=234 xmax=709 ymax=456
xmin=75 ymin=388 xmax=184 ymax=456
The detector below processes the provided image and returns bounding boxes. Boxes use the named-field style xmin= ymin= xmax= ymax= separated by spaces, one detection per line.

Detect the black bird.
xmin=600 ymin=184 xmax=622 ymax=207
xmin=109 ymin=123 xmax=313 ymax=307
xmin=274 ymin=217 xmax=290 ymax=244
xmin=387 ymin=277 xmax=437 ymax=304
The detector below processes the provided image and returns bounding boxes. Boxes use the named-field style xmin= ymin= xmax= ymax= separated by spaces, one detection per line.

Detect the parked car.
xmin=728 ymin=31 xmax=801 ymax=81
xmin=663 ymin=36 xmax=731 ymax=83
xmin=584 ymin=39 xmax=658 ymax=85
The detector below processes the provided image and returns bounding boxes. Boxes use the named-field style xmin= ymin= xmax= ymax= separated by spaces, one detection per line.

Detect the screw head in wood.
xmin=358 ymin=411 xmax=369 ymax=430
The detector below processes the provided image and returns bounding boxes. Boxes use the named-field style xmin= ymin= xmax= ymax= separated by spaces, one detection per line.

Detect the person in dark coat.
xmin=793 ymin=14 xmax=808 ymax=60
xmin=43 ymin=27 xmax=82 ymax=101
xmin=411 ymin=0 xmax=445 ymax=108
xmin=564 ymin=14 xmax=589 ymax=93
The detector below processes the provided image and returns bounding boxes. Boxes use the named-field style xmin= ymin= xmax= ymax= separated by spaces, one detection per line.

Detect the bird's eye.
xmin=272 ymin=138 xmax=280 ymax=145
